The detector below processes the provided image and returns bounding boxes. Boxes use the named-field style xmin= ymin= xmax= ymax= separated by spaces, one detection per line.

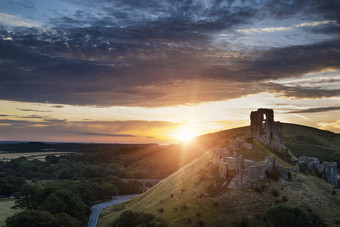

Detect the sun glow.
xmin=174 ymin=127 xmax=198 ymax=142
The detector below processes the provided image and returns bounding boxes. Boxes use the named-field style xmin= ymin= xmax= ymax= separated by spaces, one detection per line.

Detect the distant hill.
xmin=283 ymin=123 xmax=340 ymax=165
xmin=99 ymin=123 xmax=340 ymax=227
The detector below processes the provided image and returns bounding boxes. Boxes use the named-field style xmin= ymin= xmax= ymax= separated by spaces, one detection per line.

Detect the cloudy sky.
xmin=0 ymin=0 xmax=339 ymax=143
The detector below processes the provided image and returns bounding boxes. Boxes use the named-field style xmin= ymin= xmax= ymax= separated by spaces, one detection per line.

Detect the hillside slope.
xmin=99 ymin=123 xmax=340 ymax=226
xmin=283 ymin=123 xmax=340 ymax=165
xmin=196 ymin=123 xmax=340 ymax=165
xmin=99 ymin=150 xmax=340 ymax=226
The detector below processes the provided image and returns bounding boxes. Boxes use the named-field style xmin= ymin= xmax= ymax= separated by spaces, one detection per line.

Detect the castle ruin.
xmin=212 ymin=108 xmax=339 ymax=189
xmin=250 ymin=108 xmax=286 ymax=154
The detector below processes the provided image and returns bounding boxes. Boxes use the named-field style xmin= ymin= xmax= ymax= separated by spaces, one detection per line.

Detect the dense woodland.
xmin=0 ymin=142 xmax=210 ymax=226
xmin=0 ymin=144 xmax=166 ymax=226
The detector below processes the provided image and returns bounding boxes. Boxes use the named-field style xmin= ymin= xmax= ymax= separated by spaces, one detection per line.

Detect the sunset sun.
xmin=175 ymin=128 xmax=197 ymax=142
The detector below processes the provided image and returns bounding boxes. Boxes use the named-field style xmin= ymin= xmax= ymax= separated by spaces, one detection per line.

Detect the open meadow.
xmin=0 ymin=199 xmax=21 ymax=227
xmin=0 ymin=152 xmax=73 ymax=162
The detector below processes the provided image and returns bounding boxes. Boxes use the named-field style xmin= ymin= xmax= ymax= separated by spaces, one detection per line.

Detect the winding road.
xmin=88 ymin=194 xmax=140 ymax=227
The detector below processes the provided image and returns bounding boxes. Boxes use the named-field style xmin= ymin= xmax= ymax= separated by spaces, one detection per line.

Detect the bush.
xmin=265 ymin=204 xmax=327 ymax=227
xmin=281 ymin=196 xmax=288 ymax=202
xmin=231 ymin=217 xmax=249 ymax=227
xmin=254 ymin=186 xmax=264 ymax=194
xmin=113 ymin=210 xmax=168 ymax=227
xmin=196 ymin=220 xmax=205 ymax=227
xmin=287 ymin=172 xmax=292 ymax=180
xmin=212 ymin=202 xmax=219 ymax=207
xmin=158 ymin=208 xmax=164 ymax=213
xmin=6 ymin=210 xmax=58 ymax=227
xmin=271 ymin=189 xmax=280 ymax=197
xmin=265 ymin=169 xmax=280 ymax=181
xmin=181 ymin=205 xmax=188 ymax=211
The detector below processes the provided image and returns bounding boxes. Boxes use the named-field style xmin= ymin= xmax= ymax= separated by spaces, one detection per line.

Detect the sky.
xmin=0 ymin=0 xmax=340 ymax=144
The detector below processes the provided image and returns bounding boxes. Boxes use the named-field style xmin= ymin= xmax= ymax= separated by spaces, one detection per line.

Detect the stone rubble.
xmin=212 ymin=108 xmax=339 ymax=190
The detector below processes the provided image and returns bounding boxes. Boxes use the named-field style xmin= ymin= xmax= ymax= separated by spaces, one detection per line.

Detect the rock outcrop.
xmin=323 ymin=161 xmax=338 ymax=187
xmin=298 ymin=156 xmax=338 ymax=187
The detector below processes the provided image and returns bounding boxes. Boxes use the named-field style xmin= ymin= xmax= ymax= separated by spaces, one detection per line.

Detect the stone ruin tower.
xmin=250 ymin=108 xmax=287 ymax=155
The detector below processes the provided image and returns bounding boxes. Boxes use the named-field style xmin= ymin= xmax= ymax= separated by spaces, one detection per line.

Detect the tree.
xmin=101 ymin=183 xmax=119 ymax=199
xmin=265 ymin=204 xmax=327 ymax=227
xmin=113 ymin=210 xmax=168 ymax=227
xmin=45 ymin=155 xmax=59 ymax=164
xmin=13 ymin=184 xmax=40 ymax=210
xmin=113 ymin=210 xmax=140 ymax=227
xmin=55 ymin=213 xmax=82 ymax=227
xmin=6 ymin=210 xmax=58 ymax=227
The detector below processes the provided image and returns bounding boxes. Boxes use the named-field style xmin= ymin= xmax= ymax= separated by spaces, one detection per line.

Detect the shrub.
xmin=230 ymin=217 xmax=249 ymax=227
xmin=265 ymin=204 xmax=327 ymax=227
xmin=308 ymin=211 xmax=328 ymax=227
xmin=265 ymin=169 xmax=280 ymax=181
xmin=331 ymin=190 xmax=337 ymax=195
xmin=271 ymin=189 xmax=280 ymax=197
xmin=287 ymin=172 xmax=292 ymax=180
xmin=254 ymin=186 xmax=264 ymax=194
xmin=212 ymin=202 xmax=219 ymax=207
xmin=281 ymin=196 xmax=288 ymax=202
xmin=113 ymin=210 xmax=168 ymax=227
xmin=196 ymin=220 xmax=205 ymax=227
xmin=181 ymin=205 xmax=188 ymax=211
xmin=158 ymin=208 xmax=164 ymax=213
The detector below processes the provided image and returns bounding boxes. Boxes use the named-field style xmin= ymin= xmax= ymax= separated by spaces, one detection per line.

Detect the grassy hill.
xmin=99 ymin=151 xmax=340 ymax=227
xmin=195 ymin=123 xmax=340 ymax=165
xmin=283 ymin=123 xmax=340 ymax=165
xmin=98 ymin=123 xmax=340 ymax=227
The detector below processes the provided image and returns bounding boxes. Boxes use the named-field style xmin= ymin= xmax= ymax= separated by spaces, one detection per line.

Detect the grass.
xmin=283 ymin=123 xmax=340 ymax=165
xmin=99 ymin=148 xmax=340 ymax=227
xmin=0 ymin=199 xmax=21 ymax=227
xmin=0 ymin=152 xmax=73 ymax=162
xmin=99 ymin=151 xmax=219 ymax=226
xmin=253 ymin=140 xmax=292 ymax=167
xmin=98 ymin=123 xmax=340 ymax=226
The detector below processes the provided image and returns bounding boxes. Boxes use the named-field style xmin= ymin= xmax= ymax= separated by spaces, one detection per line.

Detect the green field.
xmin=0 ymin=152 xmax=73 ymax=162
xmin=0 ymin=199 xmax=21 ymax=227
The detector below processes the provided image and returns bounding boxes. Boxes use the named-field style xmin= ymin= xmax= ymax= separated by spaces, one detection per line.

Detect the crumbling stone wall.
xmin=250 ymin=108 xmax=292 ymax=157
xmin=227 ymin=155 xmax=289 ymax=189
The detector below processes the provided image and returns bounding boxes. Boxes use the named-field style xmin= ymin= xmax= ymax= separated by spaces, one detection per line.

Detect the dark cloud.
xmin=288 ymin=106 xmax=340 ymax=113
xmin=16 ymin=108 xmax=52 ymax=112
xmin=52 ymin=105 xmax=64 ymax=108
xmin=266 ymin=83 xmax=340 ymax=99
xmin=265 ymin=0 xmax=340 ymax=22
xmin=20 ymin=114 xmax=44 ymax=119
xmin=67 ymin=131 xmax=136 ymax=137
xmin=0 ymin=118 xmax=181 ymax=142
xmin=0 ymin=114 xmax=11 ymax=117
xmin=0 ymin=0 xmax=339 ymax=107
